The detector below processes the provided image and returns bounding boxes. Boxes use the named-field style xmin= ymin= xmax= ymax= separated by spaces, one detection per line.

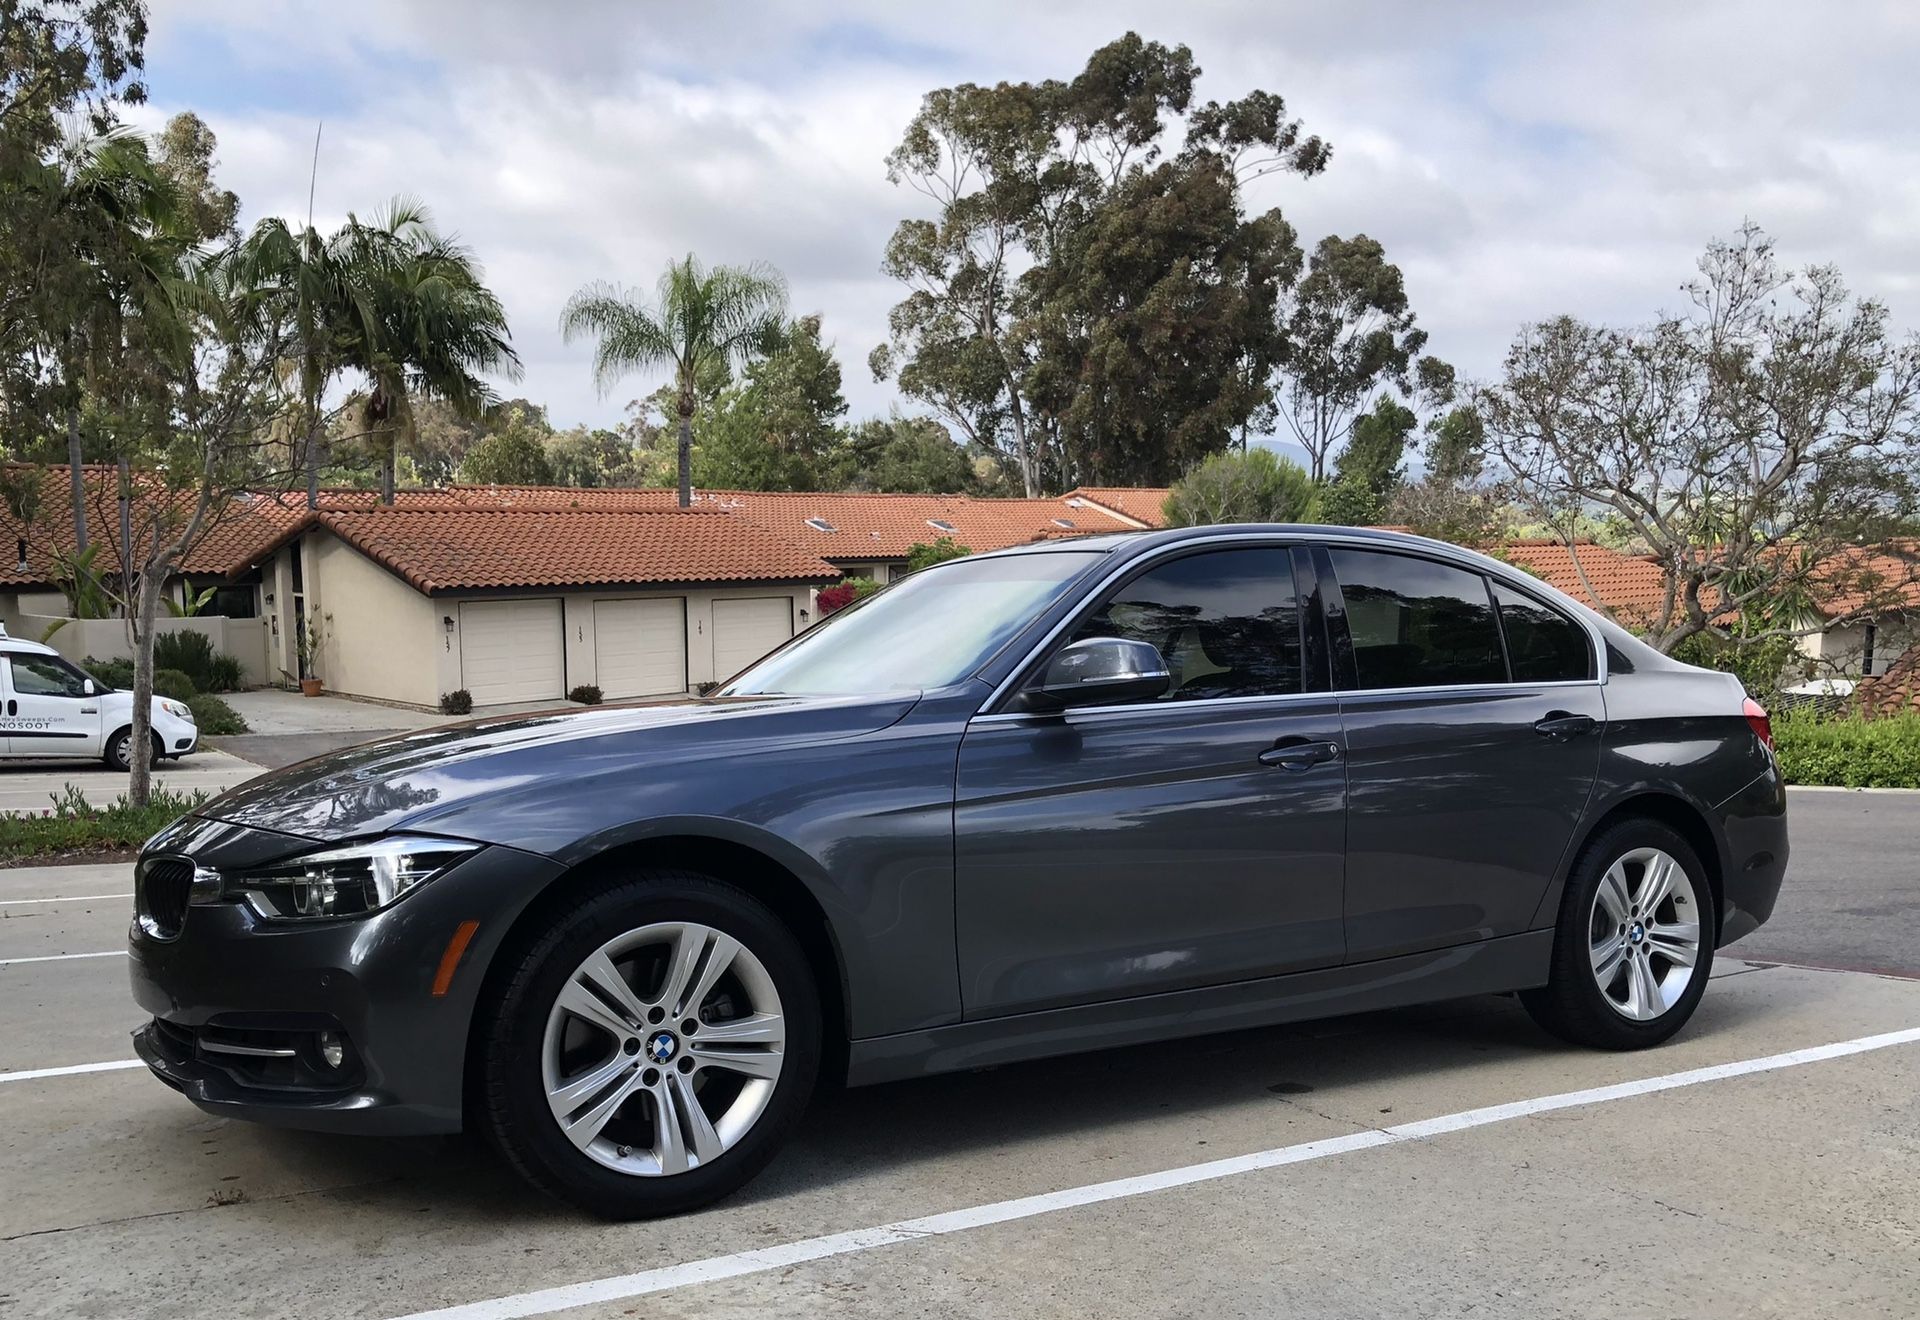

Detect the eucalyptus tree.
xmin=561 ymin=254 xmax=789 ymax=506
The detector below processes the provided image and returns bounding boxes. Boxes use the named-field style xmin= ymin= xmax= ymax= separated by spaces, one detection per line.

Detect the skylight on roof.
xmin=927 ymin=518 xmax=957 ymax=533
xmin=805 ymin=517 xmax=837 ymax=532
xmin=1052 ymin=518 xmax=1075 ymax=529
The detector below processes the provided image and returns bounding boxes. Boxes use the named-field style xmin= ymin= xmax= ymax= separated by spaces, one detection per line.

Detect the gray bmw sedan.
xmin=129 ymin=525 xmax=1787 ymax=1218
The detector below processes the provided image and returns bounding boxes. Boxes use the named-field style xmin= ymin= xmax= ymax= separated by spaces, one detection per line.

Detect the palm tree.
xmin=561 ymin=254 xmax=788 ymax=506
xmin=335 ymin=198 xmax=520 ymax=502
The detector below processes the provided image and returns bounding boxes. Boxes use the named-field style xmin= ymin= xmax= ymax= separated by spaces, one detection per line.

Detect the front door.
xmin=2 ymin=652 xmax=105 ymax=758
xmin=954 ymin=545 xmax=1348 ymax=1018
xmin=1320 ymin=546 xmax=1606 ymax=962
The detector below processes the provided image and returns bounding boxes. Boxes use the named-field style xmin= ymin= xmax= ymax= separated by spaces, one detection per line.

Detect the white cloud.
xmin=138 ymin=0 xmax=1920 ymax=435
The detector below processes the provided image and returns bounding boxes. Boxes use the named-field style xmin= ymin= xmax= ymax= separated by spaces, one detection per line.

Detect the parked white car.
xmin=0 ymin=628 xmax=198 ymax=769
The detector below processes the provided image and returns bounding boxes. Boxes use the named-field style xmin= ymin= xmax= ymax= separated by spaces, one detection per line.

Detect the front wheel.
xmin=478 ymin=869 xmax=821 ymax=1218
xmin=1522 ymin=819 xmax=1715 ymax=1050
xmin=102 ymin=728 xmax=160 ymax=772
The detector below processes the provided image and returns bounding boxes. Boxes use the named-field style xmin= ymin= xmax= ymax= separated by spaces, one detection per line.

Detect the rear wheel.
xmin=1522 ymin=819 xmax=1714 ymax=1049
xmin=479 ymin=869 xmax=821 ymax=1218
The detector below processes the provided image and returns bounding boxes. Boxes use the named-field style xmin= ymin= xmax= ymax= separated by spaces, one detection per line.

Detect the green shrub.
xmin=568 ymin=684 xmax=603 ymax=705
xmin=154 ymin=631 xmax=218 ymax=689
xmin=83 ymin=655 xmax=135 ymax=690
xmin=185 ymin=693 xmax=248 ymax=735
xmin=151 ymin=668 xmax=198 ymax=702
xmin=440 ymin=689 xmax=473 ymax=715
xmin=0 ymin=786 xmax=210 ymax=861
xmin=1773 ymin=711 xmax=1920 ymax=788
xmin=205 ymin=653 xmax=245 ymax=693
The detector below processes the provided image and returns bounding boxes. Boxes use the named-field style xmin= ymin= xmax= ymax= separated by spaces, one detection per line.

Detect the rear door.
xmin=1320 ymin=546 xmax=1605 ymax=962
xmin=1 ymin=652 xmax=106 ymax=758
xmin=954 ymin=544 xmax=1348 ymax=1017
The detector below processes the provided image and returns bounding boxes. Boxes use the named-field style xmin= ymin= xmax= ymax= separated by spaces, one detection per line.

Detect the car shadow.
xmin=237 ymin=983 xmax=1778 ymax=1229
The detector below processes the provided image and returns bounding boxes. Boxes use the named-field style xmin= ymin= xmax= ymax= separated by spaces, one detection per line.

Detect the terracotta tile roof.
xmin=318 ymin=508 xmax=838 ymax=593
xmin=1063 ymin=487 xmax=1171 ymax=528
xmin=1496 ymin=539 xmax=1670 ymax=622
xmin=1805 ymin=541 xmax=1920 ymax=619
xmin=678 ymin=489 xmax=1145 ymax=560
xmin=1856 ymin=645 xmax=1920 ymax=718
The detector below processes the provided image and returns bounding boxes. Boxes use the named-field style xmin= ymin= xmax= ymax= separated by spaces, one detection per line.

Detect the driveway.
xmin=0 ymin=788 xmax=1913 ymax=1319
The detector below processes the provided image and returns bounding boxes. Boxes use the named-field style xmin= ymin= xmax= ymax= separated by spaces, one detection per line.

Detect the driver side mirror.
xmin=81 ymin=678 xmax=94 ymax=696
xmin=1015 ymin=636 xmax=1170 ymax=712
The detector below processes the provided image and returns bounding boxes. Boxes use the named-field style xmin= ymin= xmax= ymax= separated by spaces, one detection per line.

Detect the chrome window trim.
xmin=973 ymin=530 xmax=1611 ymax=718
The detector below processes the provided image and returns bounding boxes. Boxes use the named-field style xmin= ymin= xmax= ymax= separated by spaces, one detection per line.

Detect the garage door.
xmin=459 ymin=598 xmax=564 ymax=705
xmin=594 ymin=598 xmax=687 ymax=698
xmin=712 ymin=597 xmax=794 ymax=681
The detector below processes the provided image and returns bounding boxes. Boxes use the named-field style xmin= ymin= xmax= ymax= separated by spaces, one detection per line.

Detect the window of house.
xmin=1493 ymin=583 xmax=1593 ymax=682
xmin=1329 ymin=549 xmax=1506 ymax=689
xmin=1069 ymin=548 xmax=1302 ymax=701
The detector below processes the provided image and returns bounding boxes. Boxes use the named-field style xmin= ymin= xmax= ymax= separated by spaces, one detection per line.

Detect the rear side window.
xmin=1070 ymin=548 xmax=1302 ymax=701
xmin=1493 ymin=583 xmax=1593 ymax=682
xmin=1328 ymin=549 xmax=1505 ymax=689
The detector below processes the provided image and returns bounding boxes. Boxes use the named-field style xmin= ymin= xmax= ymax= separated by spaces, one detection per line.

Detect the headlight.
xmin=214 ymin=836 xmax=479 ymax=921
xmin=160 ymin=699 xmax=192 ymax=721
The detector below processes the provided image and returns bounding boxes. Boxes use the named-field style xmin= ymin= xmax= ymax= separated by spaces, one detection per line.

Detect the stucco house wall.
xmin=308 ymin=532 xmax=442 ymax=709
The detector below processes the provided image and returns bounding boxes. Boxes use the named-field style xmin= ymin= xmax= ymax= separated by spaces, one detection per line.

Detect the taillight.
xmin=1743 ymin=697 xmax=1773 ymax=751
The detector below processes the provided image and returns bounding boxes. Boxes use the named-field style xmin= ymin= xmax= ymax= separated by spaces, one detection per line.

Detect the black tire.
xmin=477 ymin=868 xmax=821 ymax=1219
xmin=1522 ymin=818 xmax=1716 ymax=1050
xmin=102 ymin=727 xmax=160 ymax=772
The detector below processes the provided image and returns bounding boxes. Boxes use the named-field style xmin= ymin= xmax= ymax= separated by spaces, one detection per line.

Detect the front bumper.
xmin=128 ymin=818 xmax=564 ymax=1135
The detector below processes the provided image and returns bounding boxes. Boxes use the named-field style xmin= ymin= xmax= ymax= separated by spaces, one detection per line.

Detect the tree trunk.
xmin=117 ymin=457 xmax=132 ymax=602
xmin=66 ymin=403 xmax=88 ymax=550
xmin=305 ymin=405 xmax=322 ymax=509
xmin=126 ymin=566 xmax=163 ymax=806
xmin=676 ymin=394 xmax=694 ymax=508
xmin=381 ymin=428 xmax=396 ymax=505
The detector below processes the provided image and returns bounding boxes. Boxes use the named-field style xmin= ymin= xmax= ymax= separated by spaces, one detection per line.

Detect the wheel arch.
xmin=463 ymin=827 xmax=854 ymax=1116
xmin=1534 ymin=788 xmax=1728 ymax=937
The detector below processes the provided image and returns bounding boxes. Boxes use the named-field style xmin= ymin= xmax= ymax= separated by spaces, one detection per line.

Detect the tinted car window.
xmin=1329 ymin=549 xmax=1506 ymax=689
xmin=8 ymin=654 xmax=90 ymax=698
xmin=1493 ymin=583 xmax=1593 ymax=682
xmin=1070 ymin=548 xmax=1301 ymax=701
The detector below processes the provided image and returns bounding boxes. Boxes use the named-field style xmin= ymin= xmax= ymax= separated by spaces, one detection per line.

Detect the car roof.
xmin=0 ymin=628 xmax=61 ymax=659
xmin=974 ymin=522 xmax=1493 ymax=561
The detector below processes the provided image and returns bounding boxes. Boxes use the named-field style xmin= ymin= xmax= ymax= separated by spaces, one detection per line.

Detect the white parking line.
xmin=0 ymin=949 xmax=126 ymax=967
xmin=0 ymin=892 xmax=131 ymax=906
xmin=0 ymin=1058 xmax=143 ymax=1083
xmin=391 ymin=1024 xmax=1920 ymax=1320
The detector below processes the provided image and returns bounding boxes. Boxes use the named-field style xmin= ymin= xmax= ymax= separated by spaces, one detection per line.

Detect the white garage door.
xmin=459 ymin=598 xmax=564 ymax=705
xmin=594 ymin=598 xmax=687 ymax=698
xmin=712 ymin=596 xmax=794 ymax=680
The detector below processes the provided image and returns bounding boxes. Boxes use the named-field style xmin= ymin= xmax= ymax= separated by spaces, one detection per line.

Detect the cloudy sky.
xmin=138 ymin=1 xmax=1920 ymax=434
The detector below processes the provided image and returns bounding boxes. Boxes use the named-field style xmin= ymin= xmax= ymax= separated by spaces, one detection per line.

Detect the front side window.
xmin=8 ymin=654 xmax=91 ymax=698
xmin=1329 ymin=548 xmax=1505 ymax=689
xmin=724 ymin=551 xmax=1099 ymax=696
xmin=1068 ymin=548 xmax=1302 ymax=701
xmin=1493 ymin=583 xmax=1593 ymax=682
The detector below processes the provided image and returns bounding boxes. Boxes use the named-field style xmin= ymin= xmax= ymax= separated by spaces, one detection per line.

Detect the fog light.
xmin=318 ymin=1030 xmax=346 ymax=1070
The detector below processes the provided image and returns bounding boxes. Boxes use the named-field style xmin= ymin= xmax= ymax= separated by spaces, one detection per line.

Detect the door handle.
xmin=1534 ymin=711 xmax=1597 ymax=742
xmin=80 ymin=706 xmax=97 ymax=714
xmin=1258 ymin=738 xmax=1342 ymax=770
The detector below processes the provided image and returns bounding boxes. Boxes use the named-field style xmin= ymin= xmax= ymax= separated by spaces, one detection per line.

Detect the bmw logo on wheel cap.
xmin=646 ymin=1032 xmax=678 ymax=1064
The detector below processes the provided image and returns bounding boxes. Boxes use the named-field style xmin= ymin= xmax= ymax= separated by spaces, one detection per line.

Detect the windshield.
xmin=723 ymin=551 xmax=1101 ymax=697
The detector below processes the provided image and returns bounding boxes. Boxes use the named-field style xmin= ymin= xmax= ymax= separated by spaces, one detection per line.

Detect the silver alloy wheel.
xmin=1588 ymin=846 xmax=1703 ymax=1022
xmin=541 ymin=921 xmax=785 ymax=1177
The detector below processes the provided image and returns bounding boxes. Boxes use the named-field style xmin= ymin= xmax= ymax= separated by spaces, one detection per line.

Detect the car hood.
xmin=196 ymin=692 xmax=919 ymax=845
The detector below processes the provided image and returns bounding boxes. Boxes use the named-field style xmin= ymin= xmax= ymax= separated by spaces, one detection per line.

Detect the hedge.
xmin=0 ymin=786 xmax=210 ymax=861
xmin=1773 ymin=711 xmax=1920 ymax=788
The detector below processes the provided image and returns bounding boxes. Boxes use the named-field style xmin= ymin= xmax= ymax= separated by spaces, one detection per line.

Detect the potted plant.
xmin=295 ymin=613 xmax=332 ymax=697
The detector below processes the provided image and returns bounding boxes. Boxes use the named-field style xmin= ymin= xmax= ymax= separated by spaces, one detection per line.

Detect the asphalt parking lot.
xmin=2 ymin=790 xmax=1916 ymax=1319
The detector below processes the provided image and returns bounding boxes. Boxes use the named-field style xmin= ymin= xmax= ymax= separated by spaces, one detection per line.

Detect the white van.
xmin=0 ymin=628 xmax=200 ymax=769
